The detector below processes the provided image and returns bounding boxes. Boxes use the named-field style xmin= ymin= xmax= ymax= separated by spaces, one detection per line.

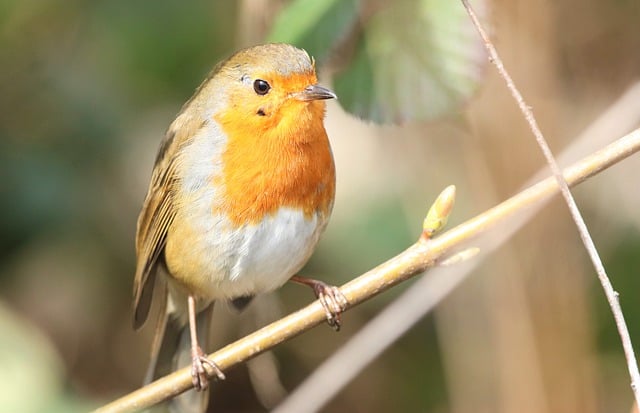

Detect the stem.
xmin=93 ymin=128 xmax=640 ymax=413
xmin=461 ymin=0 xmax=640 ymax=404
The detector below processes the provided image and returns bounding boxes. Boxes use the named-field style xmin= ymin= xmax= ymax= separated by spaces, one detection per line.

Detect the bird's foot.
xmin=291 ymin=276 xmax=348 ymax=331
xmin=314 ymin=281 xmax=348 ymax=330
xmin=191 ymin=346 xmax=225 ymax=391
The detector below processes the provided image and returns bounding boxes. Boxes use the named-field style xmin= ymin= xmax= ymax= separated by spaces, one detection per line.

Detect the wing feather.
xmin=132 ymin=66 xmax=220 ymax=329
xmin=132 ymin=113 xmax=203 ymax=329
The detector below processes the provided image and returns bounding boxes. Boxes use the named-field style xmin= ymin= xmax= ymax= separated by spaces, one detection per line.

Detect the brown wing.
xmin=132 ymin=113 xmax=203 ymax=329
xmin=132 ymin=62 xmax=222 ymax=329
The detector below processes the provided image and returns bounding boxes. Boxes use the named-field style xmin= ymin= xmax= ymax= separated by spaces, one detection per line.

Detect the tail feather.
xmin=146 ymin=293 xmax=214 ymax=413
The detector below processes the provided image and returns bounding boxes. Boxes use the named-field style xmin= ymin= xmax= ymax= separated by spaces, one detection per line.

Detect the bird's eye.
xmin=253 ymin=79 xmax=270 ymax=95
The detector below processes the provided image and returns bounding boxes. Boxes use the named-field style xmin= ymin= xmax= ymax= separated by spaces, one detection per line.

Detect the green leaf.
xmin=267 ymin=0 xmax=358 ymax=63
xmin=334 ymin=0 xmax=486 ymax=123
xmin=0 ymin=303 xmax=71 ymax=413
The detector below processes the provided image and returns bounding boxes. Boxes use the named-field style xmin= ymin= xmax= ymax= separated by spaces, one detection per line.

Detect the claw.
xmin=312 ymin=282 xmax=348 ymax=331
xmin=191 ymin=346 xmax=225 ymax=391
xmin=290 ymin=275 xmax=349 ymax=330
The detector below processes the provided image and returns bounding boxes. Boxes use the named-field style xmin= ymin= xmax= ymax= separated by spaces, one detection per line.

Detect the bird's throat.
xmin=213 ymin=113 xmax=335 ymax=226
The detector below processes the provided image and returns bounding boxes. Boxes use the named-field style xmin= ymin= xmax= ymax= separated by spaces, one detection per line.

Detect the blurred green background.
xmin=2 ymin=0 xmax=640 ymax=412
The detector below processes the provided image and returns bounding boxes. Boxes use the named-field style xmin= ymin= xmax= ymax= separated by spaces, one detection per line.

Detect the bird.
xmin=132 ymin=43 xmax=347 ymax=412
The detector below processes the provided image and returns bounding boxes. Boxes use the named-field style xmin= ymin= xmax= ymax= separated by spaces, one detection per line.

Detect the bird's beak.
xmin=294 ymin=84 xmax=337 ymax=101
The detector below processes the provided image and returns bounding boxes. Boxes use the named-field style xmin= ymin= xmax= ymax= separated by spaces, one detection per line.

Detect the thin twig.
xmin=94 ymin=128 xmax=640 ymax=413
xmin=461 ymin=0 xmax=640 ymax=404
xmin=276 ymin=78 xmax=640 ymax=410
xmin=275 ymin=126 xmax=640 ymax=412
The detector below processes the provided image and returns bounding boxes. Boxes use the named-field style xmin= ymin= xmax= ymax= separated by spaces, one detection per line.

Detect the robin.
xmin=132 ymin=43 xmax=347 ymax=411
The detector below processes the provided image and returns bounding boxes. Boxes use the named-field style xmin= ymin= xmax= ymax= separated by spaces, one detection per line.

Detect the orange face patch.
xmin=212 ymin=73 xmax=335 ymax=226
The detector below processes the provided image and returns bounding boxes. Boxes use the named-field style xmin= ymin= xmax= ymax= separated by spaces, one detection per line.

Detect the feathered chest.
xmin=164 ymin=118 xmax=335 ymax=298
xmin=211 ymin=113 xmax=336 ymax=225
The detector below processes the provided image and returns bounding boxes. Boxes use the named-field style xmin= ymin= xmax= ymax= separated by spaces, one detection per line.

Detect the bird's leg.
xmin=290 ymin=275 xmax=348 ymax=331
xmin=188 ymin=295 xmax=225 ymax=390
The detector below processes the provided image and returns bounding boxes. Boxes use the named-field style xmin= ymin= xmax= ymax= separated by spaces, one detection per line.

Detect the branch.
xmin=461 ymin=0 xmax=640 ymax=405
xmin=274 ymin=80 xmax=640 ymax=411
xmin=94 ymin=127 xmax=640 ymax=413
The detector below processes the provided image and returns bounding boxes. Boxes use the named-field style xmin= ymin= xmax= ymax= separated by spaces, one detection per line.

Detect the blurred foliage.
xmin=269 ymin=0 xmax=485 ymax=123
xmin=309 ymin=199 xmax=414 ymax=279
xmin=0 ymin=0 xmax=236 ymax=259
xmin=267 ymin=0 xmax=358 ymax=64
xmin=0 ymin=303 xmax=87 ymax=413
xmin=597 ymin=230 xmax=640 ymax=351
xmin=1 ymin=0 xmax=640 ymax=412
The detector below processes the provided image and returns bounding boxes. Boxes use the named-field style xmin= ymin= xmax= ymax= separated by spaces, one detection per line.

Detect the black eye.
xmin=253 ymin=79 xmax=270 ymax=95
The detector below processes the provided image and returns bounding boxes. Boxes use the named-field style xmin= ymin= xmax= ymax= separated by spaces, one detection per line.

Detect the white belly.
xmin=166 ymin=203 xmax=325 ymax=301
xmin=213 ymin=207 xmax=323 ymax=298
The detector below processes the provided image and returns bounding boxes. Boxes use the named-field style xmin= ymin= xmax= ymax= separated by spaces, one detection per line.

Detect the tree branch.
xmin=93 ymin=127 xmax=640 ymax=413
xmin=461 ymin=0 xmax=640 ymax=405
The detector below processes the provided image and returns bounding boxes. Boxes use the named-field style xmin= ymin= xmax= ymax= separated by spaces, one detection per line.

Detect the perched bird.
xmin=132 ymin=43 xmax=347 ymax=411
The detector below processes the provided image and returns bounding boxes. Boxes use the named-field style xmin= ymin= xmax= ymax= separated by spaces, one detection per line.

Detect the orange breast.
xmin=213 ymin=100 xmax=335 ymax=226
